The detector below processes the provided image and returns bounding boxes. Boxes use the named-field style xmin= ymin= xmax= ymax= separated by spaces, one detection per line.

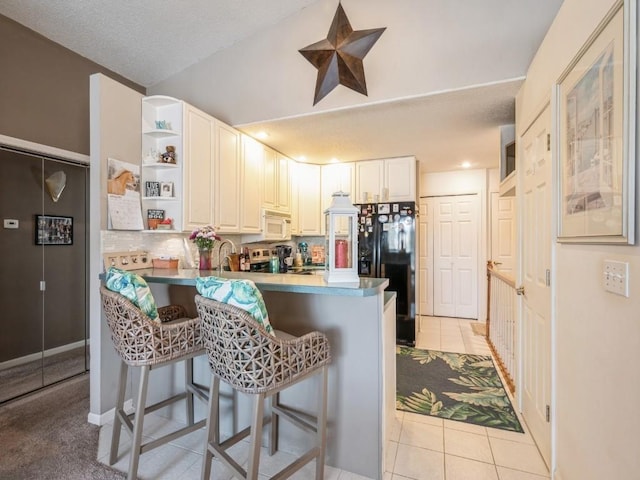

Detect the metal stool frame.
xmin=101 ymin=286 xmax=208 ymax=480
xmin=195 ymin=294 xmax=331 ymax=480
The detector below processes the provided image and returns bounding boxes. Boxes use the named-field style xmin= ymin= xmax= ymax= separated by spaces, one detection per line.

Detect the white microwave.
xmin=241 ymin=209 xmax=292 ymax=243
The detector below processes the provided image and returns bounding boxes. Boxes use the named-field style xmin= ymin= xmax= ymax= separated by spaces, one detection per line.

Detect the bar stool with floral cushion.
xmin=194 ymin=276 xmax=331 ymax=480
xmin=100 ymin=267 xmax=209 ymax=480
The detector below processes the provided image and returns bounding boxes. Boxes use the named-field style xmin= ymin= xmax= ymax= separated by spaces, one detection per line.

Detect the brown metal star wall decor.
xmin=299 ymin=3 xmax=386 ymax=105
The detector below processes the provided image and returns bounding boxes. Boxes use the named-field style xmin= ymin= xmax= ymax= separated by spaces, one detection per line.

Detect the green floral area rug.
xmin=396 ymin=347 xmax=524 ymax=433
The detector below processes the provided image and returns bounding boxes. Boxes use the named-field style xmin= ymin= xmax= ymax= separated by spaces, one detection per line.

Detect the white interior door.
xmin=418 ymin=199 xmax=433 ymax=316
xmin=519 ymin=106 xmax=552 ymax=467
xmin=490 ymin=192 xmax=516 ymax=277
xmin=433 ymin=195 xmax=479 ymax=319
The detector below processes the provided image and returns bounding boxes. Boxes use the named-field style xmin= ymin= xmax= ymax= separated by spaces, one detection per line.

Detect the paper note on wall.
xmin=107 ymin=194 xmax=144 ymax=230
xmin=106 ymin=157 xmax=144 ymax=230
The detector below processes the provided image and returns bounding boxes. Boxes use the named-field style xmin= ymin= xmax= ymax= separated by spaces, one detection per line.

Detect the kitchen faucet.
xmin=217 ymin=239 xmax=237 ymax=272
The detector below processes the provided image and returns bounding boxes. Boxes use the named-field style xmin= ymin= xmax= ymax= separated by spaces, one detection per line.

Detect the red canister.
xmin=335 ymin=239 xmax=349 ymax=268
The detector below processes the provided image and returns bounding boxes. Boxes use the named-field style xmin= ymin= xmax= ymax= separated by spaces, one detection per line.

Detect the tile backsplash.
xmin=101 ymin=230 xmax=242 ymax=270
xmin=101 ymin=231 xmax=325 ymax=272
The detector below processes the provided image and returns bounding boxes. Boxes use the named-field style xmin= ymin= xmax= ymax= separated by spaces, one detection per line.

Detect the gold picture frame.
xmin=556 ymin=0 xmax=636 ymax=244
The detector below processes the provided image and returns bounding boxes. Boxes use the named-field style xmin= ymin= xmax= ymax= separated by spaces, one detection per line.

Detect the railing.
xmin=486 ymin=262 xmax=517 ymax=394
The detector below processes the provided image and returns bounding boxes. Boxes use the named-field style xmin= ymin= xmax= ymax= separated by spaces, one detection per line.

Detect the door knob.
xmin=516 ymin=286 xmax=525 ymax=295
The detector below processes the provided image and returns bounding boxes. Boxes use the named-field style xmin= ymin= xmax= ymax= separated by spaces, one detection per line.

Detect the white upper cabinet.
xmin=355 ymin=160 xmax=384 ymax=203
xmin=277 ymin=153 xmax=292 ymax=214
xmin=322 ymin=162 xmax=355 ymax=207
xmin=296 ymin=163 xmax=322 ymax=235
xmin=262 ymin=146 xmax=277 ymax=210
xmin=263 ymin=146 xmax=291 ymax=214
xmin=240 ymin=135 xmax=264 ymax=234
xmin=182 ymin=104 xmax=243 ymax=233
xmin=355 ymin=156 xmax=417 ymax=203
xmin=141 ymin=96 xmax=184 ymax=231
xmin=214 ymin=120 xmax=241 ymax=233
xmin=182 ymin=103 xmax=214 ymax=231
xmin=384 ymin=156 xmax=416 ymax=202
xmin=321 ymin=163 xmax=355 ymax=234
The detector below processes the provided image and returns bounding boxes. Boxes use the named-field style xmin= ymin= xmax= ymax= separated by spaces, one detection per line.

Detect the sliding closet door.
xmin=0 ymin=148 xmax=88 ymax=402
xmin=42 ymin=158 xmax=87 ymax=386
xmin=0 ymin=149 xmax=46 ymax=402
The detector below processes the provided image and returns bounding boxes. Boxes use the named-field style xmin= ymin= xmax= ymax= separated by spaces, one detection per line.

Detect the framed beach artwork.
xmin=556 ymin=0 xmax=636 ymax=244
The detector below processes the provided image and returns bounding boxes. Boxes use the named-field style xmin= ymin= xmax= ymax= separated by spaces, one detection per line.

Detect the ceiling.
xmin=0 ymin=1 xmax=564 ymax=173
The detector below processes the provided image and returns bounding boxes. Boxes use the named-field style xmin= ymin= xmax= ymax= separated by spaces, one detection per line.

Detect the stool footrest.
xmin=272 ymin=404 xmax=317 ymax=435
xmin=218 ymin=416 xmax=272 ymax=450
xmin=140 ymin=419 xmax=206 ymax=454
xmin=271 ymin=447 xmax=320 ymax=480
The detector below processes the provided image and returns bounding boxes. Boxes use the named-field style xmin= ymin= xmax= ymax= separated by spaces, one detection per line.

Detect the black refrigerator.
xmin=356 ymin=202 xmax=416 ymax=345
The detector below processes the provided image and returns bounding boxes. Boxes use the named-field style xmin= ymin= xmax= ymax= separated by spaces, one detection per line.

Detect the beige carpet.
xmin=470 ymin=321 xmax=487 ymax=336
xmin=0 ymin=374 xmax=124 ymax=479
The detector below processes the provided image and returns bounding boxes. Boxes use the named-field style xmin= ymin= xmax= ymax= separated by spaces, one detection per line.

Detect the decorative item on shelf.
xmin=189 ymin=225 xmax=221 ymax=271
xmin=154 ymin=120 xmax=172 ymax=130
xmin=323 ymin=191 xmax=359 ymax=283
xmin=152 ymin=256 xmax=179 ymax=269
xmin=156 ymin=218 xmax=173 ymax=230
xmin=143 ymin=148 xmax=160 ymax=164
xmin=145 ymin=181 xmax=160 ymax=197
xmin=147 ymin=209 xmax=165 ymax=230
xmin=160 ymin=181 xmax=174 ymax=197
xmin=160 ymin=145 xmax=176 ymax=164
xmin=299 ymin=3 xmax=386 ymax=105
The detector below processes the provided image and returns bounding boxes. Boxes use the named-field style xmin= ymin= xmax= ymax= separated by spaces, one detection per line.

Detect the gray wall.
xmin=0 ymin=14 xmax=144 ymax=155
xmin=0 ymin=149 xmax=88 ymax=361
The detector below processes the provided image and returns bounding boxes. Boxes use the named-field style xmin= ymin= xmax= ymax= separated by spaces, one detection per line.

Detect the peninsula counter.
xmin=101 ymin=269 xmax=396 ymax=479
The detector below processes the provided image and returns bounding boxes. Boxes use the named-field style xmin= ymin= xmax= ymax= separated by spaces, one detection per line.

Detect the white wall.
xmin=420 ymin=168 xmax=489 ymax=321
xmin=517 ymin=1 xmax=640 ymax=478
xmin=149 ymin=0 xmax=559 ymax=127
xmin=89 ymin=73 xmax=143 ymax=421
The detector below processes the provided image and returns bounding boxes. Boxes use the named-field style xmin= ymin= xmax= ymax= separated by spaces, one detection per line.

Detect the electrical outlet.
xmin=603 ymin=260 xmax=629 ymax=297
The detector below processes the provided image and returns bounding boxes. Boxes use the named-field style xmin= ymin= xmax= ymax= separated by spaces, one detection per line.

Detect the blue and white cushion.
xmin=104 ymin=267 xmax=159 ymax=322
xmin=196 ymin=276 xmax=274 ymax=336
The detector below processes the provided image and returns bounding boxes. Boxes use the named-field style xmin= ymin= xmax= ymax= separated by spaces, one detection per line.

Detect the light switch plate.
xmin=603 ymin=260 xmax=629 ymax=297
xmin=3 ymin=219 xmax=19 ymax=229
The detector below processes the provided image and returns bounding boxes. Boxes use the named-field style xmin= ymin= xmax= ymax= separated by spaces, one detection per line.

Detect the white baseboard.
xmin=0 ymin=340 xmax=87 ymax=370
xmin=87 ymin=399 xmax=134 ymax=426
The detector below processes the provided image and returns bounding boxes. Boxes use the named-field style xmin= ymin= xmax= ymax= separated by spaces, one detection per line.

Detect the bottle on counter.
xmin=240 ymin=247 xmax=250 ymax=271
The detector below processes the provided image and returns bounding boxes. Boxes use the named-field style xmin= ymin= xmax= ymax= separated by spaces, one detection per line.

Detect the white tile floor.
xmin=98 ymin=316 xmax=550 ymax=480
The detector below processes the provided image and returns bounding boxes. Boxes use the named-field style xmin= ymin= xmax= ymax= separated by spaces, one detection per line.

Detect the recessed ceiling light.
xmin=256 ymin=131 xmax=269 ymax=139
xmin=461 ymin=161 xmax=471 ymax=169
xmin=297 ymin=156 xmax=307 ymax=162
xmin=330 ymin=158 xmax=340 ymax=163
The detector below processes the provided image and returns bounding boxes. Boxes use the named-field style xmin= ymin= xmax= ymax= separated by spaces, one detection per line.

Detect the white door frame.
xmin=516 ymin=102 xmax=555 ymax=470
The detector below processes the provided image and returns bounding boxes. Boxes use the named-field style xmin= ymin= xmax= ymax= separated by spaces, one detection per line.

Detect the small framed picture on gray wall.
xmin=35 ymin=215 xmax=73 ymax=245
